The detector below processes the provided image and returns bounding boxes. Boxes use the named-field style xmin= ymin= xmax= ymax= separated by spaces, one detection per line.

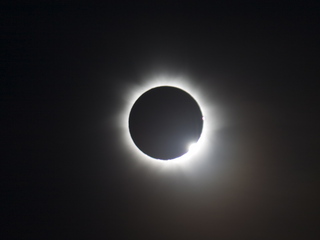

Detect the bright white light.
xmin=114 ymin=73 xmax=221 ymax=172
xmin=188 ymin=142 xmax=197 ymax=152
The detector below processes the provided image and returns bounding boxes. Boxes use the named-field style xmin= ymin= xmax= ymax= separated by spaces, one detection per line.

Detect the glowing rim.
xmin=116 ymin=74 xmax=218 ymax=171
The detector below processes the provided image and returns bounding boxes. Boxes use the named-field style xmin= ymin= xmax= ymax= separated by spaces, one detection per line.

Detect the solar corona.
xmin=117 ymin=75 xmax=217 ymax=169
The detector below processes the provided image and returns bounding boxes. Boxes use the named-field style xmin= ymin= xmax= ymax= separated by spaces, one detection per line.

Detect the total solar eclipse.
xmin=129 ymin=86 xmax=203 ymax=160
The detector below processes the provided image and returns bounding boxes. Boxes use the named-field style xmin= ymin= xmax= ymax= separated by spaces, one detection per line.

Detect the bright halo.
xmin=116 ymin=74 xmax=219 ymax=171
xmin=188 ymin=142 xmax=198 ymax=152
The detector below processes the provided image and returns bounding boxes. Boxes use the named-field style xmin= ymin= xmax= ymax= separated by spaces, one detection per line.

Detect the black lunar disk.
xmin=129 ymin=86 xmax=203 ymax=160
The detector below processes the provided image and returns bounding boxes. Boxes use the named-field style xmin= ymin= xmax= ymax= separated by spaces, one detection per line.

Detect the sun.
xmin=115 ymin=74 xmax=219 ymax=171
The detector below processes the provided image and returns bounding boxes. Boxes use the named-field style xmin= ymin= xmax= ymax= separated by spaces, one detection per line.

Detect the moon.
xmin=129 ymin=86 xmax=203 ymax=160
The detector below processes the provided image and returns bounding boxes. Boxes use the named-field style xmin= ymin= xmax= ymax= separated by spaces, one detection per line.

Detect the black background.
xmin=2 ymin=1 xmax=320 ymax=239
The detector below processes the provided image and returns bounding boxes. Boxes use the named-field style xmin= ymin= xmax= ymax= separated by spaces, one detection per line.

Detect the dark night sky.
xmin=2 ymin=2 xmax=320 ymax=239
